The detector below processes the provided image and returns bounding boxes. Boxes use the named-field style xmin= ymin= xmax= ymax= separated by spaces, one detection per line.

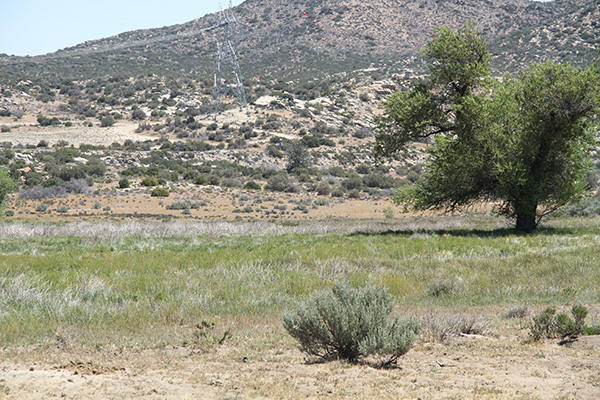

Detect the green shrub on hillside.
xmin=131 ymin=109 xmax=147 ymax=120
xmin=118 ymin=178 xmax=130 ymax=189
xmin=141 ymin=177 xmax=158 ymax=187
xmin=37 ymin=115 xmax=60 ymax=127
xmin=151 ymin=187 xmax=170 ymax=197
xmin=244 ymin=180 xmax=261 ymax=191
xmin=100 ymin=116 xmax=115 ymax=127
xmin=0 ymin=168 xmax=16 ymax=209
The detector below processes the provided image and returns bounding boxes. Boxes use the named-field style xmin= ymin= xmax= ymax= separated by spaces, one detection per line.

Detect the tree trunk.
xmin=515 ymin=200 xmax=538 ymax=233
xmin=516 ymin=214 xmax=537 ymax=233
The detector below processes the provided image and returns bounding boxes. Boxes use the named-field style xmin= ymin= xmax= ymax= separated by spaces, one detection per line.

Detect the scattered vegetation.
xmin=0 ymin=217 xmax=599 ymax=349
xmin=0 ymin=6 xmax=599 ymax=395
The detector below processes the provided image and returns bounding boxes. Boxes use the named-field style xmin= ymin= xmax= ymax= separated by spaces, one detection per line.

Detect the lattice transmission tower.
xmin=212 ymin=1 xmax=249 ymax=121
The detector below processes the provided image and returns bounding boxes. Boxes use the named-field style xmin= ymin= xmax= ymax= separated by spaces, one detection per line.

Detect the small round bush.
xmin=316 ymin=182 xmax=331 ymax=196
xmin=347 ymin=189 xmax=361 ymax=199
xmin=100 ymin=116 xmax=115 ymax=127
xmin=151 ymin=188 xmax=170 ymax=197
xmin=331 ymin=187 xmax=345 ymax=197
xmin=244 ymin=180 xmax=261 ymax=191
xmin=118 ymin=178 xmax=130 ymax=189
xmin=194 ymin=175 xmax=208 ymax=185
xmin=284 ymin=282 xmax=418 ymax=366
xmin=131 ymin=109 xmax=147 ymax=120
xmin=141 ymin=177 xmax=158 ymax=187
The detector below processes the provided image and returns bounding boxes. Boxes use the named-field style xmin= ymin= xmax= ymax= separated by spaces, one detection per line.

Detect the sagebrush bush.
xmin=561 ymin=195 xmax=600 ymax=217
xmin=283 ymin=282 xmax=418 ymax=366
xmin=166 ymin=201 xmax=203 ymax=210
xmin=504 ymin=306 xmax=528 ymax=320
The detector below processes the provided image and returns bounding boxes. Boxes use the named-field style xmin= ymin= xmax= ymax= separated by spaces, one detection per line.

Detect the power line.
xmin=212 ymin=0 xmax=249 ymax=120
xmin=0 ymin=22 xmax=228 ymax=65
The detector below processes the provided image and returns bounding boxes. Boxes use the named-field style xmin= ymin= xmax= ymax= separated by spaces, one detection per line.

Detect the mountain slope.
xmin=0 ymin=0 xmax=598 ymax=82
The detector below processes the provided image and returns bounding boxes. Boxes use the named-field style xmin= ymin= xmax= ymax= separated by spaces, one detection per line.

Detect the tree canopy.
xmin=375 ymin=24 xmax=600 ymax=232
xmin=0 ymin=168 xmax=16 ymax=211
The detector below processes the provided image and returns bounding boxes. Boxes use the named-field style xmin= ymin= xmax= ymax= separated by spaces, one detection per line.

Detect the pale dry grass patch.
xmin=313 ymin=259 xmax=359 ymax=280
xmin=0 ymin=217 xmax=486 ymax=242
xmin=418 ymin=311 xmax=492 ymax=343
xmin=0 ymin=273 xmax=117 ymax=317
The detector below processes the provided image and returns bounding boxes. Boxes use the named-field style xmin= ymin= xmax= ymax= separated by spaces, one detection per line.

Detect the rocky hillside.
xmin=0 ymin=0 xmax=598 ymax=83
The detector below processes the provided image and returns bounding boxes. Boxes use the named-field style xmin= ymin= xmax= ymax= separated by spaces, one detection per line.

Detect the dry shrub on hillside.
xmin=19 ymin=179 xmax=89 ymax=200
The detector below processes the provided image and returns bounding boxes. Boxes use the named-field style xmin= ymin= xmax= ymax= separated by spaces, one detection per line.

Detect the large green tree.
xmin=375 ymin=24 xmax=600 ymax=232
xmin=0 ymin=168 xmax=16 ymax=212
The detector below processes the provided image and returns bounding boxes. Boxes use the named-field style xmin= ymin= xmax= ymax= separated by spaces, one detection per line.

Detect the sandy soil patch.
xmin=0 ymin=121 xmax=156 ymax=147
xmin=1 ymin=321 xmax=599 ymax=399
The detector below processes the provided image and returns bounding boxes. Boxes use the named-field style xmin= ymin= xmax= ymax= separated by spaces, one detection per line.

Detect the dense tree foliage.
xmin=0 ymin=168 xmax=16 ymax=210
xmin=376 ymin=24 xmax=600 ymax=232
xmin=285 ymin=140 xmax=312 ymax=175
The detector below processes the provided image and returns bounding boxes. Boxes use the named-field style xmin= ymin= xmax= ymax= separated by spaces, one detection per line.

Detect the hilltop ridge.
xmin=0 ymin=0 xmax=598 ymax=82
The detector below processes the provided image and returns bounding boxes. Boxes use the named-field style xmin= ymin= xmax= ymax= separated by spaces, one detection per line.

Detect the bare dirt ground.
xmin=1 ymin=316 xmax=599 ymax=400
xmin=0 ymin=120 xmax=155 ymax=147
xmin=0 ymin=102 xmax=286 ymax=148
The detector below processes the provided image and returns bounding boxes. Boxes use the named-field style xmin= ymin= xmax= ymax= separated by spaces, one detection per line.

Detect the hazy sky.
xmin=0 ymin=0 xmax=245 ymax=56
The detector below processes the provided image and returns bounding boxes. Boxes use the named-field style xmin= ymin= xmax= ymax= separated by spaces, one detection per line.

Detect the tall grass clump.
xmin=283 ymin=282 xmax=418 ymax=366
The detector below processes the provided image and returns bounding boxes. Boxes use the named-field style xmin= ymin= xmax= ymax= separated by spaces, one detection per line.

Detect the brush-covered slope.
xmin=0 ymin=0 xmax=598 ymax=82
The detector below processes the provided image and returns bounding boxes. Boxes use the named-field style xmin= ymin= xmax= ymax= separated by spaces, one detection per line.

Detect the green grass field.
xmin=1 ymin=216 xmax=599 ymax=348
